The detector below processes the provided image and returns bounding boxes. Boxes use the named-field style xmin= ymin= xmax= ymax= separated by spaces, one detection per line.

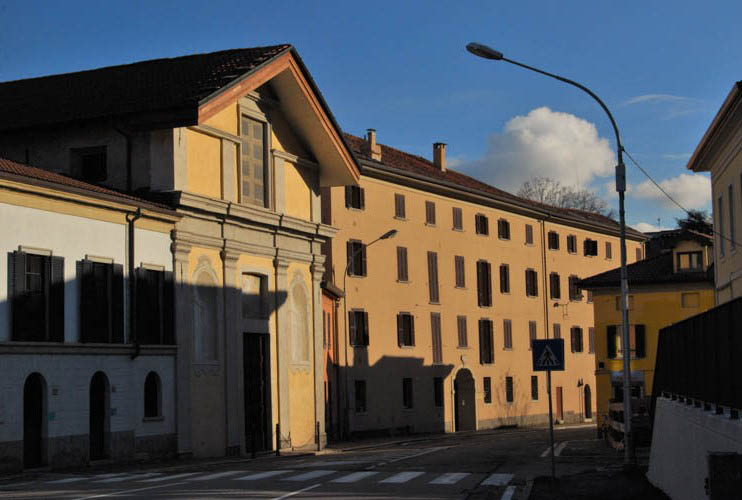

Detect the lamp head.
xmin=380 ymin=229 xmax=398 ymax=240
xmin=466 ymin=43 xmax=503 ymax=61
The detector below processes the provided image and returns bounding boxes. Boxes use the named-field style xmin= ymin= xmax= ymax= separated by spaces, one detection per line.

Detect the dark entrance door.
xmin=89 ymin=372 xmax=109 ymax=460
xmin=454 ymin=369 xmax=475 ymax=432
xmin=23 ymin=373 xmax=45 ymax=468
xmin=584 ymin=385 xmax=592 ymax=419
xmin=244 ymin=333 xmax=271 ymax=453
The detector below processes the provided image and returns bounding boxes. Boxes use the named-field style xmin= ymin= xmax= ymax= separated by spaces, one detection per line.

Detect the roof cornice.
xmin=687 ymin=81 xmax=742 ymax=172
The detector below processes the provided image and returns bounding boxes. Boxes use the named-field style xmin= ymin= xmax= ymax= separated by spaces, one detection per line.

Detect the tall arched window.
xmin=290 ymin=283 xmax=309 ymax=363
xmin=194 ymin=270 xmax=218 ymax=361
xmin=144 ymin=372 xmax=161 ymax=418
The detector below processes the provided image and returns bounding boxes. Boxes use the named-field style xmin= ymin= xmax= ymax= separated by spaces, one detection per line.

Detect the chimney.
xmin=363 ymin=128 xmax=382 ymax=161
xmin=433 ymin=142 xmax=446 ymax=171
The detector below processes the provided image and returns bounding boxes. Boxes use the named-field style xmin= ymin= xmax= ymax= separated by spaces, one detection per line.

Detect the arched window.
xmin=193 ymin=270 xmax=218 ymax=360
xmin=144 ymin=372 xmax=161 ymax=418
xmin=290 ymin=284 xmax=309 ymax=363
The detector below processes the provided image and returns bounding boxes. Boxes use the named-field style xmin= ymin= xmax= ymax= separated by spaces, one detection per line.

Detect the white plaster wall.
xmin=648 ymin=397 xmax=742 ymax=500
xmin=0 ymin=354 xmax=175 ymax=441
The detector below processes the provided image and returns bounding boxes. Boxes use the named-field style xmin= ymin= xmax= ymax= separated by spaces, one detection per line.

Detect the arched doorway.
xmin=584 ymin=385 xmax=592 ymax=420
xmin=454 ymin=369 xmax=476 ymax=432
xmin=89 ymin=372 xmax=110 ymax=460
xmin=24 ymin=373 xmax=46 ymax=468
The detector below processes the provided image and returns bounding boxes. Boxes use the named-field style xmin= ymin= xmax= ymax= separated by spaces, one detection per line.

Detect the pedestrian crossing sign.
xmin=532 ymin=339 xmax=565 ymax=371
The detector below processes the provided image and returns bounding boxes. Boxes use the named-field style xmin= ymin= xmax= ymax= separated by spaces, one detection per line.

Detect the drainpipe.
xmin=540 ymin=217 xmax=551 ymax=338
xmin=114 ymin=126 xmax=133 ymax=193
xmin=128 ymin=208 xmax=142 ymax=359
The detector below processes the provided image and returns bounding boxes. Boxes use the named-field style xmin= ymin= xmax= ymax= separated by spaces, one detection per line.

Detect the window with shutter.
xmin=503 ymin=319 xmax=512 ymax=349
xmin=505 ymin=376 xmax=514 ymax=403
xmin=397 ymin=247 xmax=409 ymax=282
xmin=605 ymin=241 xmax=613 ymax=259
xmin=525 ymin=269 xmax=538 ymax=297
xmin=425 ymin=201 xmax=436 ymax=225
xmin=529 ymin=321 xmax=537 ymax=349
xmin=588 ymin=327 xmax=595 ymax=353
xmin=635 ymin=324 xmax=646 ymax=358
xmin=457 ymin=315 xmax=468 ymax=347
xmin=454 ymin=256 xmax=465 ymax=288
xmin=499 ymin=264 xmax=510 ymax=293
xmin=135 ymin=267 xmax=174 ymax=345
xmin=397 ymin=313 xmax=415 ymax=346
xmin=569 ymin=275 xmax=581 ymax=301
xmin=452 ymin=207 xmax=463 ymax=230
xmin=567 ymin=235 xmax=577 ymax=253
xmin=394 ymin=193 xmax=406 ymax=218
xmin=241 ymin=116 xmax=268 ymax=207
xmin=636 ymin=247 xmax=642 ymax=261
xmin=349 ymin=310 xmax=369 ymax=347
xmin=477 ymin=261 xmax=492 ymax=307
xmin=570 ymin=327 xmax=583 ymax=352
xmin=548 ymin=231 xmax=559 ymax=250
xmin=483 ymin=377 xmax=492 ymax=403
xmin=427 ymin=251 xmax=439 ymax=303
xmin=79 ymin=260 xmax=123 ymax=344
xmin=531 ymin=375 xmax=538 ymax=400
xmin=478 ymin=319 xmax=494 ymax=364
xmin=498 ymin=219 xmax=511 ymax=240
xmin=10 ymin=251 xmax=64 ymax=342
xmin=347 ymin=240 xmax=367 ymax=276
xmin=550 ymin=273 xmax=561 ymax=299
xmin=345 ymin=185 xmax=365 ymax=210
xmin=525 ymin=224 xmax=534 ymax=245
xmin=431 ymin=313 xmax=442 ymax=364
xmin=475 ymin=214 xmax=489 ymax=235
xmin=607 ymin=325 xmax=618 ymax=358
xmin=553 ymin=323 xmax=561 ymax=339
xmin=583 ymin=239 xmax=598 ymax=256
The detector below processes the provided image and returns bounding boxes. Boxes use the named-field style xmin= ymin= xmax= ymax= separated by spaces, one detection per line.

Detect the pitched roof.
xmin=0 ymin=157 xmax=173 ymax=212
xmin=578 ymin=251 xmax=713 ymax=289
xmin=0 ymin=45 xmax=291 ymax=132
xmin=343 ymin=133 xmax=644 ymax=238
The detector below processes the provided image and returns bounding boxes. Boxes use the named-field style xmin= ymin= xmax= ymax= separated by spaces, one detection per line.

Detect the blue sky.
xmin=1 ymin=0 xmax=739 ymax=231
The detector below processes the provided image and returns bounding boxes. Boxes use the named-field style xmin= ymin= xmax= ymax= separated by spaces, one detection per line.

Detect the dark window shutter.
xmin=10 ymin=251 xmax=27 ymax=341
xmin=525 ymin=224 xmax=533 ymax=244
xmin=477 ymin=262 xmax=484 ymax=306
xmin=607 ymin=325 xmax=617 ymax=358
xmin=570 ymin=328 xmax=576 ymax=352
xmin=345 ymin=186 xmax=352 ymax=208
xmin=162 ymin=270 xmax=174 ymax=345
xmin=136 ymin=267 xmax=148 ymax=344
xmin=553 ymin=323 xmax=561 ymax=339
xmin=359 ymin=187 xmax=365 ymax=209
xmin=79 ymin=259 xmax=95 ymax=342
xmin=479 ymin=321 xmax=485 ymax=364
xmin=49 ymin=256 xmax=65 ymax=342
xmin=635 ymin=324 xmax=646 ymax=358
xmin=397 ymin=314 xmax=404 ymax=346
xmin=361 ymin=244 xmax=367 ymax=276
xmin=431 ymin=313 xmax=442 ymax=364
xmin=363 ymin=311 xmax=370 ymax=345
xmin=410 ymin=315 xmax=415 ymax=345
xmin=349 ymin=311 xmax=357 ymax=346
xmin=485 ymin=263 xmax=491 ymax=305
xmin=346 ymin=241 xmax=353 ymax=274
xmin=588 ymin=327 xmax=595 ymax=354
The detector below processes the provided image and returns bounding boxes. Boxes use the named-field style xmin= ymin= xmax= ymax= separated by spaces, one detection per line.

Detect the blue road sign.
xmin=532 ymin=339 xmax=565 ymax=371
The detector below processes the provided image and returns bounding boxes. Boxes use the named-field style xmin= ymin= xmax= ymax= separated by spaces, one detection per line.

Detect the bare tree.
xmin=517 ymin=177 xmax=615 ymax=218
xmin=676 ymin=209 xmax=713 ymax=235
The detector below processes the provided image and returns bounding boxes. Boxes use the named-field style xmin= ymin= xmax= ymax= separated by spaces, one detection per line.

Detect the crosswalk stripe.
xmin=430 ymin=472 xmax=470 ymax=485
xmin=482 ymin=473 xmax=513 ymax=486
xmin=187 ymin=471 xmax=243 ymax=481
xmin=501 ymin=485 xmax=517 ymax=500
xmin=379 ymin=471 xmax=425 ymax=483
xmin=284 ymin=470 xmax=336 ymax=481
xmin=47 ymin=477 xmax=86 ymax=484
xmin=331 ymin=471 xmax=379 ymax=483
xmin=139 ymin=472 xmax=198 ymax=482
xmin=236 ymin=470 xmax=292 ymax=481
xmin=94 ymin=472 xmax=160 ymax=483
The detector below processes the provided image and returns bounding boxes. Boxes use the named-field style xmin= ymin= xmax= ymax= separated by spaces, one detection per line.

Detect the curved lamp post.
xmin=466 ymin=42 xmax=634 ymax=467
xmin=341 ymin=229 xmax=397 ymax=438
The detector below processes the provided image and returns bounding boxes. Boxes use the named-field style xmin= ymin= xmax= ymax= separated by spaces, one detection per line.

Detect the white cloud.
xmin=632 ymin=173 xmax=711 ymax=210
xmin=634 ymin=222 xmax=672 ymax=233
xmin=460 ymin=107 xmax=615 ymax=192
xmin=622 ymin=94 xmax=706 ymax=119
xmin=622 ymin=94 xmax=695 ymax=106
xmin=662 ymin=153 xmax=692 ymax=161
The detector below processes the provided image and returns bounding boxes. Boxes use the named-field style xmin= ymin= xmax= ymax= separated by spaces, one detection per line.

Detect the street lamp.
xmin=466 ymin=42 xmax=635 ymax=467
xmin=341 ymin=229 xmax=397 ymax=438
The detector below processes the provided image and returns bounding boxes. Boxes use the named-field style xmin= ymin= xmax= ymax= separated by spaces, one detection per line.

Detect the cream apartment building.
xmin=323 ymin=131 xmax=645 ymax=436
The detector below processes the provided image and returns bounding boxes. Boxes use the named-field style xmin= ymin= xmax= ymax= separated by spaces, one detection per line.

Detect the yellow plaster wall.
xmin=204 ymin=103 xmax=238 ymax=136
xmin=284 ymin=161 xmax=312 ymax=220
xmin=186 ymin=129 xmax=222 ymax=199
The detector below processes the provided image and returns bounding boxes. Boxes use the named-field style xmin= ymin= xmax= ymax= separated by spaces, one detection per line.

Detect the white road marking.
xmin=187 ymin=470 xmax=243 ymax=481
xmin=271 ymin=483 xmax=321 ymax=500
xmin=237 ymin=470 xmax=293 ymax=481
xmin=139 ymin=472 xmax=198 ymax=482
xmin=540 ymin=444 xmax=553 ymax=457
xmin=380 ymin=471 xmax=425 ymax=483
xmin=283 ymin=470 xmax=336 ymax=481
xmin=331 ymin=471 xmax=379 ymax=483
xmin=47 ymin=477 xmax=86 ymax=484
xmin=554 ymin=441 xmax=568 ymax=456
xmin=430 ymin=472 xmax=470 ymax=485
xmin=501 ymin=485 xmax=516 ymax=500
xmin=71 ymin=481 xmax=188 ymax=499
xmin=93 ymin=472 xmax=160 ymax=483
xmin=482 ymin=473 xmax=513 ymax=486
xmin=387 ymin=446 xmax=447 ymax=464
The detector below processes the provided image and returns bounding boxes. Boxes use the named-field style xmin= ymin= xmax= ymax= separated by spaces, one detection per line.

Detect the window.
xmin=503 ymin=319 xmax=513 ymax=350
xmin=583 ymin=239 xmax=598 ymax=256
xmin=452 ymin=207 xmax=463 ymax=230
xmin=477 ymin=261 xmax=492 ymax=307
xmin=457 ymin=316 xmax=468 ymax=348
xmin=355 ymin=380 xmax=367 ymax=413
xmin=636 ymin=247 xmax=643 ymax=261
xmin=525 ymin=269 xmax=538 ymax=297
xmin=605 ymin=242 xmax=613 ymax=259
xmin=479 ymin=319 xmax=494 ymax=364
xmin=607 ymin=325 xmax=618 ymax=359
xmin=549 ymin=273 xmax=561 ymax=300
xmin=505 ymin=376 xmax=514 ymax=403
xmin=431 ymin=313 xmax=442 ymax=364
xmin=719 ymin=195 xmax=725 ymax=256
xmin=676 ymin=251 xmax=703 ymax=271
xmin=567 ymin=235 xmax=577 ymax=254
xmin=394 ymin=193 xmax=406 ymax=218
xmin=499 ymin=264 xmax=510 ymax=293
xmin=397 ymin=313 xmax=415 ymax=346
xmin=137 ymin=267 xmax=175 ymax=345
xmin=433 ymin=377 xmax=443 ymax=407
xmin=587 ymin=290 xmax=593 ymax=303
xmin=608 ymin=324 xmax=646 ymax=359
xmin=402 ymin=378 xmax=414 ymax=409
xmin=635 ymin=325 xmax=646 ymax=359
xmin=548 ymin=231 xmax=559 ymax=250
xmin=730 ymin=185 xmax=736 ymax=250
xmin=79 ymin=259 xmax=124 ymax=343
xmin=71 ymin=146 xmax=107 ymax=183
xmin=681 ymin=292 xmax=700 ymax=308
xmin=9 ymin=251 xmax=64 ymax=342
xmin=588 ymin=327 xmax=595 ymax=353
xmin=475 ymin=214 xmax=489 ymax=235
xmin=525 ymin=224 xmax=534 ymax=245
xmin=427 ymin=251 xmax=439 ymax=303
xmin=144 ymin=372 xmax=161 ymax=418
xmin=241 ymin=116 xmax=268 ymax=207
xmin=570 ymin=326 xmax=583 ymax=353
xmin=484 ymin=377 xmax=492 ymax=404
xmin=346 ymin=240 xmax=367 ymax=276
xmin=568 ymin=276 xmax=581 ymax=301
xmin=531 ymin=375 xmax=539 ymax=400
xmin=529 ymin=321 xmax=537 ymax=349
xmin=454 ymin=256 xmax=466 ymax=288
xmin=397 ymin=247 xmax=409 ymax=282
xmin=425 ymin=201 xmax=436 ymax=225
xmin=242 ymin=273 xmax=268 ymax=319
xmin=345 ymin=185 xmax=365 ymax=210
xmin=498 ymin=219 xmax=511 ymax=240
xmin=348 ymin=310 xmax=369 ymax=346
xmin=553 ymin=323 xmax=561 ymax=339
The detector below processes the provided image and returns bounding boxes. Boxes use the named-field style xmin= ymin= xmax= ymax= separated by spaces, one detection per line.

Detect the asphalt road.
xmin=0 ymin=425 xmax=613 ymax=499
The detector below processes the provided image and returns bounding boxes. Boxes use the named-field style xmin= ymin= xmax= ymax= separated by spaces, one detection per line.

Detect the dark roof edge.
xmin=687 ymin=81 xmax=742 ymax=172
xmin=360 ymin=159 xmax=645 ymax=241
xmin=321 ymin=280 xmax=345 ymax=299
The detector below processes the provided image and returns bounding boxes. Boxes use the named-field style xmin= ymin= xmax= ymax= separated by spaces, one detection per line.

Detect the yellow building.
xmin=580 ymin=231 xmax=714 ymax=429
xmin=687 ymin=81 xmax=742 ymax=304
xmin=322 ymin=131 xmax=645 ymax=437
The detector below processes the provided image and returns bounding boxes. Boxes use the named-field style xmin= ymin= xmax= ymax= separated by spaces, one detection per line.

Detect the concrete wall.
xmin=648 ymin=397 xmax=742 ymax=500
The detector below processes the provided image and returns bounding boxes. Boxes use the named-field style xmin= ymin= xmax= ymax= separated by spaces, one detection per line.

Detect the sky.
xmin=1 ymin=0 xmax=739 ymax=232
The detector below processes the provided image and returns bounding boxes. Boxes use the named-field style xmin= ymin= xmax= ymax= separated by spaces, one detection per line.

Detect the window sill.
xmin=425 ymin=223 xmax=437 ymax=227
xmin=398 ymin=345 xmax=415 ymax=349
xmin=548 ymin=248 xmax=560 ymax=252
xmin=351 ymin=345 xmax=369 ymax=349
xmin=402 ymin=408 xmax=415 ymax=413
xmin=498 ymin=237 xmax=511 ymax=242
xmin=393 ymin=216 xmax=407 ymax=221
xmin=347 ymin=207 xmax=365 ymax=212
xmin=348 ymin=274 xmax=367 ymax=279
xmin=452 ymin=228 xmax=464 ymax=232
xmin=143 ymin=416 xmax=164 ymax=423
xmin=503 ymin=347 xmax=513 ymax=351
xmin=476 ymin=233 xmax=489 ymax=237
xmin=478 ymin=304 xmax=493 ymax=308
xmin=457 ymin=346 xmax=470 ymax=350
xmin=429 ymin=301 xmax=440 ymax=306
xmin=397 ymin=280 xmax=411 ymax=284
xmin=454 ymin=286 xmax=467 ymax=290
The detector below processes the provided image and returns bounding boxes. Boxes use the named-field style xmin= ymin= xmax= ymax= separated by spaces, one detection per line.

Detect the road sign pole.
xmin=547 ymin=368 xmax=555 ymax=480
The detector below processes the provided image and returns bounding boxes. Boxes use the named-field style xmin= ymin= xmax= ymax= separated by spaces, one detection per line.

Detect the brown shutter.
xmin=162 ymin=270 xmax=173 ymax=345
xmin=79 ymin=259 xmax=95 ymax=342
xmin=361 ymin=243 xmax=367 ymax=276
xmin=50 ymin=256 xmax=65 ymax=342
xmin=348 ymin=311 xmax=357 ymax=346
xmin=588 ymin=327 xmax=595 ymax=354
xmin=344 ymin=186 xmax=352 ymax=207
xmin=363 ymin=311 xmax=369 ymax=345
xmin=478 ymin=320 xmax=485 ymax=364
xmin=10 ymin=250 xmax=27 ymax=341
xmin=346 ymin=241 xmax=353 ymax=274
xmin=553 ymin=323 xmax=561 ymax=339
xmin=359 ymin=187 xmax=365 ymax=209
xmin=427 ymin=252 xmax=439 ymax=303
xmin=431 ymin=313 xmax=442 ymax=364
xmin=397 ymin=314 xmax=404 ymax=346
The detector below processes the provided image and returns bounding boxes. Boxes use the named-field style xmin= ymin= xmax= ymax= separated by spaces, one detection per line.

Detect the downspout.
xmin=540 ymin=216 xmax=551 ymax=338
xmin=128 ymin=208 xmax=142 ymax=359
xmin=114 ymin=126 xmax=133 ymax=193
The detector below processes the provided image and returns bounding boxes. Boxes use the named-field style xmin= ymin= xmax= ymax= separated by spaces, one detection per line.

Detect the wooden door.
xmin=244 ymin=333 xmax=271 ymax=452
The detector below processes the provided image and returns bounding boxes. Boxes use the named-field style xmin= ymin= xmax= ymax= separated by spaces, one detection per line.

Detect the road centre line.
xmin=72 ymin=481 xmax=188 ymax=499
xmin=271 ymin=483 xmax=321 ymax=500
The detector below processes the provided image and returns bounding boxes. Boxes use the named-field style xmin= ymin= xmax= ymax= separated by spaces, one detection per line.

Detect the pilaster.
xmin=274 ymin=257 xmax=292 ymax=448
xmin=272 ymin=152 xmax=286 ymax=214
xmin=221 ymin=249 xmax=242 ymax=456
xmin=171 ymin=239 xmax=193 ymax=458
xmin=311 ymin=259 xmax=327 ymax=448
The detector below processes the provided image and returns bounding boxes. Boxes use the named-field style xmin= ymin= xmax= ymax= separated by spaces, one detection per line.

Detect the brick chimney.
xmin=433 ymin=142 xmax=446 ymax=171
xmin=363 ymin=128 xmax=382 ymax=161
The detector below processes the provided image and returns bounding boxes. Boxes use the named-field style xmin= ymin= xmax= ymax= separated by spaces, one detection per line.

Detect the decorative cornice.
xmin=188 ymin=124 xmax=241 ymax=144
xmin=172 ymin=229 xmax=224 ymax=250
xmin=176 ymin=191 xmax=230 ymax=215
xmin=0 ymin=342 xmax=177 ymax=356
xmin=277 ymin=248 xmax=314 ymax=264
xmin=272 ymin=149 xmax=319 ymax=171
